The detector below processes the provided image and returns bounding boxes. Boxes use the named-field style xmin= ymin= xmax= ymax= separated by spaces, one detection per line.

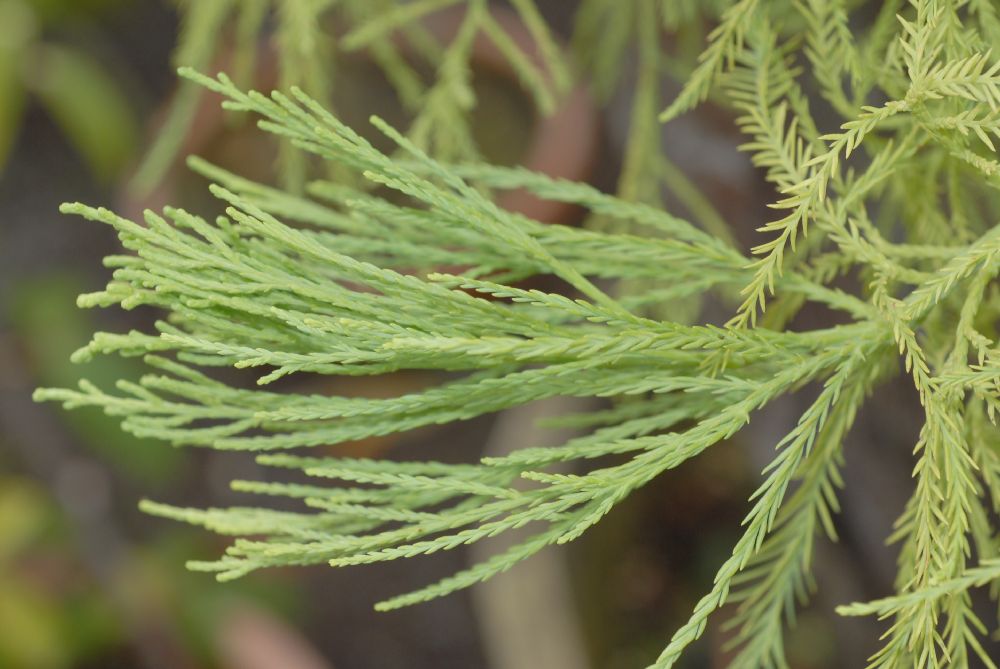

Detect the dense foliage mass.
xmin=36 ymin=1 xmax=1000 ymax=666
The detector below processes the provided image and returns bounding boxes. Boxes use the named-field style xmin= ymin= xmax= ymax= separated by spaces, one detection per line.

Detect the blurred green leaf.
xmin=30 ymin=44 xmax=138 ymax=182
xmin=0 ymin=478 xmax=51 ymax=562
xmin=0 ymin=1 xmax=38 ymax=50
xmin=0 ymin=574 xmax=69 ymax=669
xmin=56 ymin=593 xmax=120 ymax=665
xmin=9 ymin=275 xmax=182 ymax=484
xmin=0 ymin=477 xmax=122 ymax=667
xmin=0 ymin=50 xmax=26 ymax=174
xmin=0 ymin=1 xmax=32 ymax=173
xmin=27 ymin=0 xmax=127 ymax=25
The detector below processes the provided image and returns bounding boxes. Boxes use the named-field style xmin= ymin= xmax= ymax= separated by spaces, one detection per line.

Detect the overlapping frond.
xmin=35 ymin=2 xmax=1000 ymax=668
xmin=132 ymin=0 xmax=568 ymax=191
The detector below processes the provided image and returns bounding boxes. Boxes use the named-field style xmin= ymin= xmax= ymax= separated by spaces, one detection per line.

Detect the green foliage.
xmin=9 ymin=275 xmax=184 ymax=483
xmin=0 ymin=477 xmax=121 ymax=668
xmin=131 ymin=0 xmax=567 ymax=193
xmin=34 ymin=1 xmax=1000 ymax=667
xmin=0 ymin=0 xmax=138 ymax=180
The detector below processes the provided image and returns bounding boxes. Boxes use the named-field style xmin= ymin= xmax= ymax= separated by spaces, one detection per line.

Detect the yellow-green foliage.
xmin=36 ymin=1 xmax=1000 ymax=667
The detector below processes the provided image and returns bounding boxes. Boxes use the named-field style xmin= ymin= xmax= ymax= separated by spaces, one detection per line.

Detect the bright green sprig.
xmin=34 ymin=3 xmax=1000 ymax=667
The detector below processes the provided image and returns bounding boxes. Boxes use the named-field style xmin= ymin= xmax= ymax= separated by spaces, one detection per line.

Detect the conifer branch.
xmin=33 ymin=3 xmax=1000 ymax=667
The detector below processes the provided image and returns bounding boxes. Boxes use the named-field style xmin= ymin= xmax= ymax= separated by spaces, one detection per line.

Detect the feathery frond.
xmin=35 ymin=3 xmax=1000 ymax=667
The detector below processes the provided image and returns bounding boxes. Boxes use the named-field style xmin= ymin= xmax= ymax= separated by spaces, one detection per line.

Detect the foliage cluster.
xmin=0 ymin=0 xmax=138 ymax=179
xmin=133 ymin=0 xmax=570 ymax=192
xmin=36 ymin=0 xmax=1000 ymax=666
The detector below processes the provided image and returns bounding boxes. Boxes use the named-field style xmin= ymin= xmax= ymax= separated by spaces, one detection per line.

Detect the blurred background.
xmin=0 ymin=1 xmax=953 ymax=668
